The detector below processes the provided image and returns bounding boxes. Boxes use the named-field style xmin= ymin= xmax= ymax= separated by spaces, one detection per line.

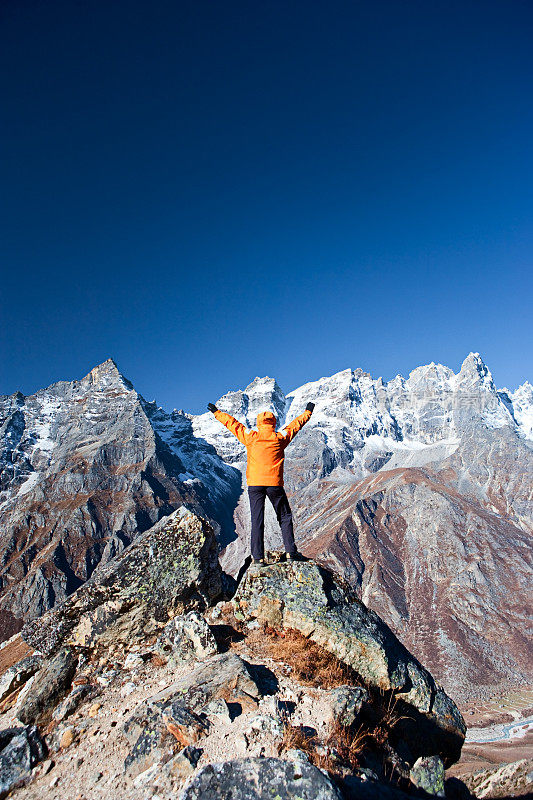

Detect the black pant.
xmin=247 ymin=485 xmax=296 ymax=560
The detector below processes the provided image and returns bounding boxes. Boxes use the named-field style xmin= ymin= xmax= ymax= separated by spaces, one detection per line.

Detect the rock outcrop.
xmin=122 ymin=652 xmax=262 ymax=777
xmin=0 ymin=516 xmax=473 ymax=799
xmin=232 ymin=561 xmax=466 ymax=765
xmin=20 ymin=507 xmax=222 ymax=656
xmin=178 ymin=757 xmax=343 ymax=800
xmin=16 ymin=648 xmax=77 ymax=725
xmin=461 ymin=758 xmax=533 ymax=798
xmin=0 ymin=726 xmax=46 ymax=799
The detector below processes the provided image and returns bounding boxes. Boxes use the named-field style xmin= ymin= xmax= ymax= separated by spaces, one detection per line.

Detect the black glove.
xmin=207 ymin=403 xmax=217 ymax=413
xmin=306 ymin=402 xmax=315 ymax=413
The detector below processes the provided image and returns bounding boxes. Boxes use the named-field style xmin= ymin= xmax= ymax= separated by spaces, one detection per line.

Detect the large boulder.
xmin=16 ymin=647 xmax=78 ymax=725
xmin=0 ymin=726 xmax=46 ymax=799
xmin=461 ymin=759 xmax=533 ymax=799
xmin=178 ymin=756 xmax=342 ymax=799
xmin=20 ymin=507 xmax=222 ymax=656
xmin=232 ymin=561 xmax=466 ymax=764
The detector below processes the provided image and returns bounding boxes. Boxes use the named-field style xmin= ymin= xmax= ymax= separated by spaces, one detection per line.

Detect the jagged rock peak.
xmin=457 ymin=351 xmax=493 ymax=385
xmin=244 ymin=376 xmax=283 ymax=394
xmin=214 ymin=376 xmax=288 ymax=428
xmin=511 ymin=380 xmax=533 ymax=398
xmin=0 ymin=389 xmax=25 ymax=404
xmin=82 ymin=358 xmax=134 ymax=392
xmin=407 ymin=361 xmax=455 ymax=384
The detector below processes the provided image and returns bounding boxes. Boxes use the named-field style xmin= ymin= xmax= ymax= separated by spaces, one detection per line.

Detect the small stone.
xmin=96 ymin=669 xmax=118 ymax=687
xmin=92 ymin=770 xmax=103 ymax=783
xmin=165 ymin=745 xmax=203 ymax=780
xmin=132 ymin=762 xmax=160 ymax=787
xmin=120 ymin=682 xmax=137 ymax=697
xmin=410 ymin=755 xmax=445 ymax=797
xmin=124 ymin=653 xmax=144 ymax=670
xmin=245 ymin=714 xmax=283 ymax=739
xmin=122 ymin=704 xmax=182 ymax=778
xmin=40 ymin=758 xmax=54 ymax=775
xmin=50 ymin=774 xmax=60 ymax=787
xmin=324 ymin=686 xmax=368 ymax=727
xmin=283 ymin=748 xmax=311 ymax=765
xmin=208 ymin=603 xmax=223 ymax=620
xmin=59 ymin=727 xmax=76 ymax=749
xmin=161 ymin=703 xmax=209 ymax=746
xmin=53 ymin=684 xmax=92 ymax=722
xmin=203 ymin=698 xmax=231 ymax=724
xmin=154 ymin=611 xmax=217 ymax=666
xmin=234 ymin=734 xmax=248 ymax=755
xmin=88 ymin=702 xmax=101 ymax=717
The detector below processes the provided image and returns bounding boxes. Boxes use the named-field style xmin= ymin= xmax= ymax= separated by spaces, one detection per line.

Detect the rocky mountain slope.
xmin=0 ymin=360 xmax=240 ymax=639
xmin=1 ymin=509 xmax=473 ymax=800
xmin=1 ymin=355 xmax=532 ymax=702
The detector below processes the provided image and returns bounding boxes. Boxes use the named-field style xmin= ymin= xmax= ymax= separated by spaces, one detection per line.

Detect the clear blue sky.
xmin=1 ymin=1 xmax=532 ymax=412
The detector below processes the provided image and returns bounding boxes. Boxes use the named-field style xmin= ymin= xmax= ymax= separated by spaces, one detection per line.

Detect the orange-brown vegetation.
xmin=247 ymin=625 xmax=361 ymax=689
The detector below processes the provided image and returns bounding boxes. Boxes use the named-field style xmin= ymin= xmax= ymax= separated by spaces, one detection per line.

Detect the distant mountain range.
xmin=1 ymin=354 xmax=531 ymax=700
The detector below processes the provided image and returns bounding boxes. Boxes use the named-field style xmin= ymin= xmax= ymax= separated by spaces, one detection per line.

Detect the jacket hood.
xmin=256 ymin=411 xmax=277 ymax=428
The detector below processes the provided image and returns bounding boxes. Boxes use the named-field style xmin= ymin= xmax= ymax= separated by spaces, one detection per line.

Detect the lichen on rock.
xmin=20 ymin=507 xmax=222 ymax=657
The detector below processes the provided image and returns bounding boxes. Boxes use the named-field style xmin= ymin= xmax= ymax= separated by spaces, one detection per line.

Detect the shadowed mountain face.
xmin=1 ymin=354 xmax=532 ymax=700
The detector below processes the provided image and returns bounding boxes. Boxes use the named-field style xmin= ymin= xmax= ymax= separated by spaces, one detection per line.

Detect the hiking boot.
xmin=286 ymin=551 xmax=308 ymax=562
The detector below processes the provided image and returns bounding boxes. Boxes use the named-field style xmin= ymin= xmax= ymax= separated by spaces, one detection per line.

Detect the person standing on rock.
xmin=207 ymin=402 xmax=315 ymax=564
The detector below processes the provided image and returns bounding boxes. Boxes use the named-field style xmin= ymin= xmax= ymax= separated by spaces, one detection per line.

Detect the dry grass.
xmin=372 ymin=689 xmax=409 ymax=741
xmin=276 ymin=681 xmax=408 ymax=781
xmin=278 ymin=716 xmax=373 ymax=775
xmin=326 ymin=719 xmax=373 ymax=770
xmin=247 ymin=625 xmax=361 ymax=689
xmin=278 ymin=721 xmax=320 ymax=759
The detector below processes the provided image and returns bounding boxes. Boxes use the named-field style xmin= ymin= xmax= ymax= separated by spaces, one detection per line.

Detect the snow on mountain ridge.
xmin=189 ymin=352 xmax=531 ymax=501
xmin=1 ymin=354 xmax=531 ymax=699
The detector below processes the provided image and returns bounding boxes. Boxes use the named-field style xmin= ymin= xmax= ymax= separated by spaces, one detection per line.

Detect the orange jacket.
xmin=213 ymin=408 xmax=312 ymax=487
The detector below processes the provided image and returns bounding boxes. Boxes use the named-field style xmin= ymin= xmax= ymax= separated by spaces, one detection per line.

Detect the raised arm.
xmin=280 ymin=403 xmax=314 ymax=445
xmin=208 ymin=404 xmax=251 ymax=445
